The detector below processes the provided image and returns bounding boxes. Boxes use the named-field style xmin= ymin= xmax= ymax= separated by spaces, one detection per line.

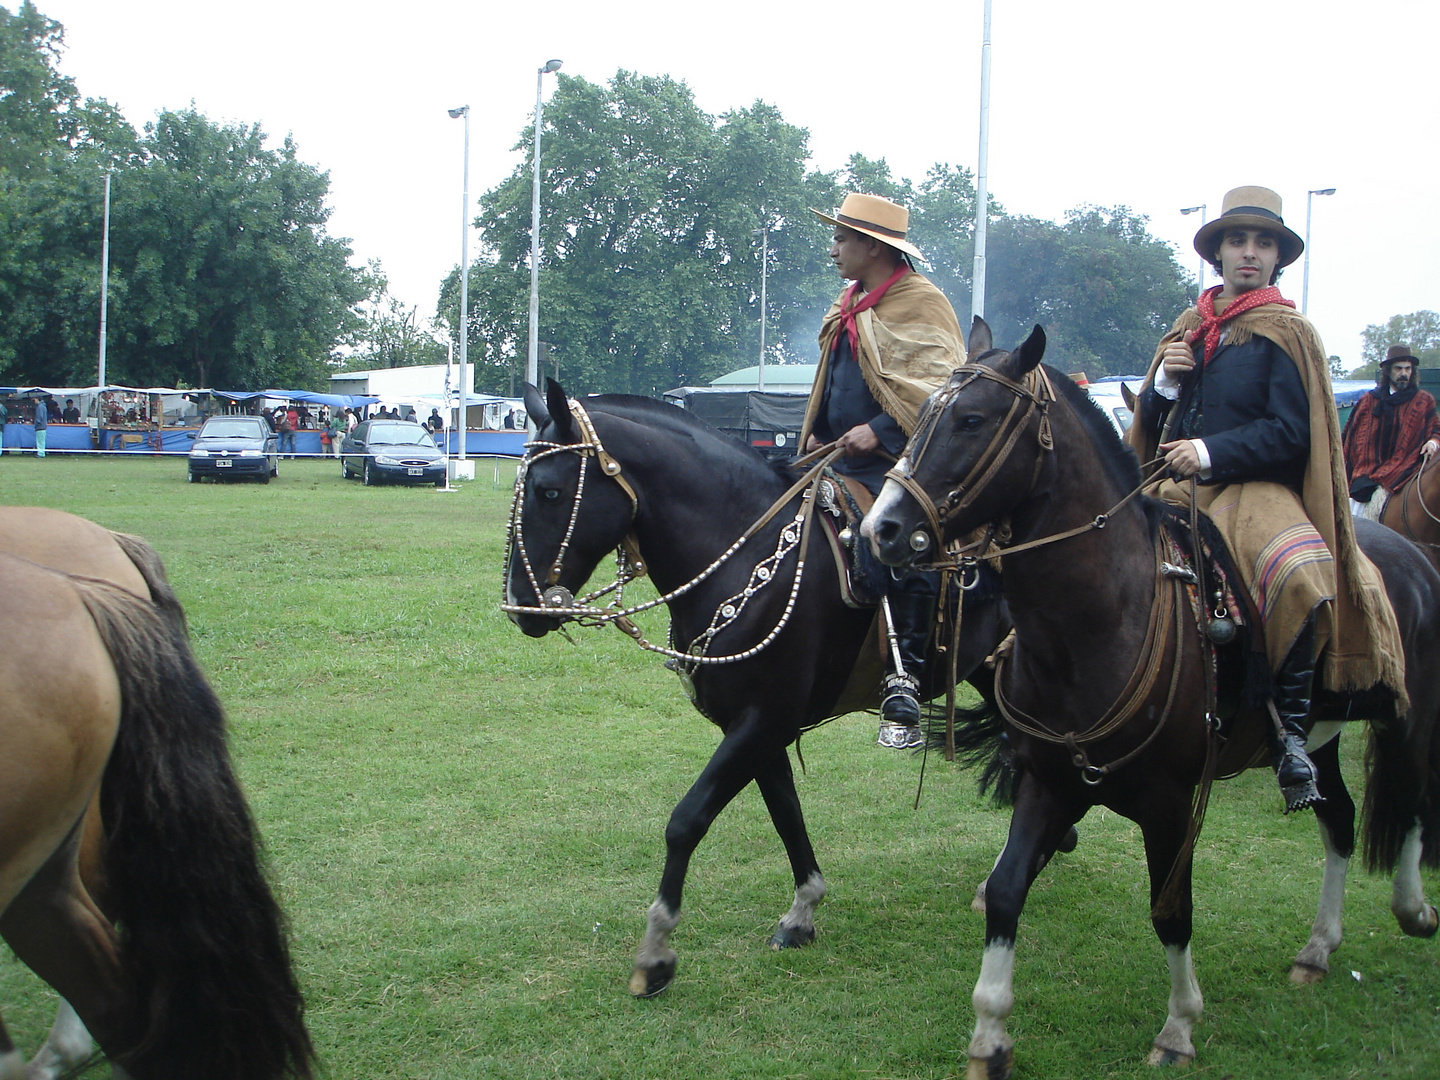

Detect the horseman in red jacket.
xmin=1342 ymin=345 xmax=1440 ymax=520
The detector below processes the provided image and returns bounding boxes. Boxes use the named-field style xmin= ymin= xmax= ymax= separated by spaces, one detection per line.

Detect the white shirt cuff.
xmin=1153 ymin=366 xmax=1181 ymax=400
xmin=1192 ymin=438 xmax=1212 ymax=479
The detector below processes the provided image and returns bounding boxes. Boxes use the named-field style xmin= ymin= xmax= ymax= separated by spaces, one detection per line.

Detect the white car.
xmin=1085 ymin=376 xmax=1146 ymax=437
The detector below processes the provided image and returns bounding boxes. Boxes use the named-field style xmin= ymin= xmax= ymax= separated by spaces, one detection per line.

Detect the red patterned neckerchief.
xmin=832 ymin=263 xmax=911 ymax=356
xmin=1189 ymin=284 xmax=1294 ymax=365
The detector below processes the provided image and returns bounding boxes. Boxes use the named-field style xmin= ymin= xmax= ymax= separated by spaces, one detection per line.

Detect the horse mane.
xmin=1043 ymin=367 xmax=1143 ymax=495
xmin=584 ymin=394 xmax=796 ymax=483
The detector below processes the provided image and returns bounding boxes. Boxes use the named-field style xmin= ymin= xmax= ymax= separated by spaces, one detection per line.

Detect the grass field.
xmin=1 ymin=454 xmax=1437 ymax=1079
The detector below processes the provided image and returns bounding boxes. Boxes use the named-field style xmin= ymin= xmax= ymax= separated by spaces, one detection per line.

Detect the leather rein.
xmin=501 ymin=397 xmax=844 ymax=665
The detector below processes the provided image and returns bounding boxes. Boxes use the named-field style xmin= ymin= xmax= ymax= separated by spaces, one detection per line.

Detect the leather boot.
xmin=1267 ymin=620 xmax=1324 ymax=813
xmin=880 ymin=589 xmax=936 ymax=743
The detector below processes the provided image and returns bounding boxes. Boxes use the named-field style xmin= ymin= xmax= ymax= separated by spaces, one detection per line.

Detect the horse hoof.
xmin=629 ymin=960 xmax=675 ymax=998
xmin=1400 ymin=903 xmax=1439 ymax=939
xmin=769 ymin=924 xmax=816 ymax=950
xmin=1289 ymin=960 xmax=1328 ymax=985
xmin=1057 ymin=825 xmax=1079 ymax=853
xmin=1145 ymin=1045 xmax=1195 ymax=1067
xmin=965 ymin=1046 xmax=1013 ymax=1080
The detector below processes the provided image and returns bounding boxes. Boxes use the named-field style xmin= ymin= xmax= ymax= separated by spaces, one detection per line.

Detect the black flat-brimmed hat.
xmin=1382 ymin=344 xmax=1419 ymax=367
xmin=811 ymin=192 xmax=925 ymax=261
xmin=1192 ymin=185 xmax=1304 ymax=268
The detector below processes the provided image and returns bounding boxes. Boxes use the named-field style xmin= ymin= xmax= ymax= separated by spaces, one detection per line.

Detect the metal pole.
xmin=758 ymin=225 xmax=767 ymax=391
xmin=458 ymin=106 xmax=470 ymax=461
xmin=970 ymin=0 xmax=992 ymax=324
xmin=99 ymin=170 xmax=111 ymax=387
xmin=1195 ymin=206 xmax=1206 ymax=302
xmin=1302 ymin=188 xmax=1335 ymax=315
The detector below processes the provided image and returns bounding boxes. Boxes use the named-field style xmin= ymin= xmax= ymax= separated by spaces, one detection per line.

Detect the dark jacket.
xmin=1137 ymin=334 xmax=1309 ymax=490
xmin=812 ymin=333 xmax=907 ymax=493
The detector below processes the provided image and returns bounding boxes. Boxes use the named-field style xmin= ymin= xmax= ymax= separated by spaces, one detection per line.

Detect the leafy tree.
xmin=1356 ymin=311 xmax=1440 ymax=378
xmin=343 ymin=263 xmax=445 ymax=371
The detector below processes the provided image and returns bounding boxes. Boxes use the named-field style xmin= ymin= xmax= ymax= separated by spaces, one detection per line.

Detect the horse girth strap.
xmin=888 ymin=365 xmax=1055 ymax=541
xmin=994 ymin=536 xmax=1188 ymax=781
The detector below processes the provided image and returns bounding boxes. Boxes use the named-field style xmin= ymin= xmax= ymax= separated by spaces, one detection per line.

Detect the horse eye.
xmin=958 ymin=414 xmax=986 ymax=432
xmin=543 ymin=488 xmax=561 ymax=500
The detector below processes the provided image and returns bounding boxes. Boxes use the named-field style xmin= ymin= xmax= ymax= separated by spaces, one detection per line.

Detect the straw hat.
xmin=1192 ymin=186 xmax=1304 ymax=268
xmin=811 ymin=192 xmax=925 ymax=261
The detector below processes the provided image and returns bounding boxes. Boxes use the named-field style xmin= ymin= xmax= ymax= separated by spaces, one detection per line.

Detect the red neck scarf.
xmin=1191 ymin=284 xmax=1294 ymax=365
xmin=832 ymin=263 xmax=911 ymax=355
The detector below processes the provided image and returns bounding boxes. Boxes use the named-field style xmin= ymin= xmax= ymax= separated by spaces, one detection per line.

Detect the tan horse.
xmin=0 ymin=509 xmax=313 ymax=1080
xmin=1379 ymin=454 xmax=1440 ymax=570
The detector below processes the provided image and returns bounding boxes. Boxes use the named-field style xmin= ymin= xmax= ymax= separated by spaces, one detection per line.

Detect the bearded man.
xmin=1129 ymin=186 xmax=1404 ymax=813
xmin=1342 ymin=345 xmax=1440 ymax=519
xmin=799 ymin=192 xmax=965 ymax=748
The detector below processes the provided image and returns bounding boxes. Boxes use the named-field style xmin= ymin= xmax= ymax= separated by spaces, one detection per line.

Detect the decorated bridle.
xmin=883 ymin=360 xmax=1056 ymax=556
xmin=501 ymin=397 xmax=843 ymax=666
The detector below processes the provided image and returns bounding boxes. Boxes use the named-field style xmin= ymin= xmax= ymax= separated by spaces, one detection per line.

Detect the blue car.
xmin=340 ymin=420 xmax=446 ymax=487
xmin=187 ymin=416 xmax=279 ymax=482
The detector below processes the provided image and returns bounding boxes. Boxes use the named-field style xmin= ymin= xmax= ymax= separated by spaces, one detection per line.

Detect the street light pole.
xmin=98 ymin=170 xmax=112 ymax=388
xmin=528 ymin=59 xmax=562 ymax=396
xmin=970 ymin=0 xmax=992 ymax=324
xmin=1302 ymin=187 xmax=1336 ymax=315
xmin=1179 ymin=204 xmax=1206 ymax=304
xmin=754 ymin=223 xmax=770 ymax=391
xmin=448 ymin=105 xmax=470 ymax=464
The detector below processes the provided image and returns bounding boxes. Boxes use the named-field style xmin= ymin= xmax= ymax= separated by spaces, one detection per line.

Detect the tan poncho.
xmin=1128 ymin=303 xmax=1406 ymax=705
xmin=799 ymin=271 xmax=965 ymax=445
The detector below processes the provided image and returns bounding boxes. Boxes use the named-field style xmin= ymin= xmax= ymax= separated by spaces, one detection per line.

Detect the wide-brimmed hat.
xmin=1192 ymin=186 xmax=1304 ymax=268
xmin=811 ymin=192 xmax=925 ymax=261
xmin=1382 ymin=344 xmax=1419 ymax=367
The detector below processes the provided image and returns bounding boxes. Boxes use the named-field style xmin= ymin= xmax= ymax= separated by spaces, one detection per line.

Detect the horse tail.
xmin=1361 ymin=705 xmax=1440 ymax=874
xmin=74 ymin=578 xmax=315 ymax=1080
xmin=108 ymin=529 xmax=188 ymax=637
xmin=926 ymin=697 xmax=1019 ymax=807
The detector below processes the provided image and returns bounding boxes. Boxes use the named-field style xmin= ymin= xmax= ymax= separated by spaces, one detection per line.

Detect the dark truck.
xmin=662 ymin=386 xmax=810 ymax=461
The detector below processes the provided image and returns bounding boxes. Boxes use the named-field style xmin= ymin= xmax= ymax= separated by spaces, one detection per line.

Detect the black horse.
xmin=863 ymin=321 xmax=1440 ymax=1078
xmin=504 ymin=379 xmax=1011 ymax=998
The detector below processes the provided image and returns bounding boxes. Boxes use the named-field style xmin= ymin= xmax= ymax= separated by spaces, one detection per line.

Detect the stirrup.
xmin=1276 ymin=741 xmax=1325 ymax=814
xmin=880 ymin=672 xmax=921 ymax=725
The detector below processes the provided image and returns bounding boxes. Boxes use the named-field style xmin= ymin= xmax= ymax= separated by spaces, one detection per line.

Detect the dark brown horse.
xmin=504 ymin=380 xmax=1012 ymax=999
xmin=862 ymin=321 xmax=1440 ymax=1078
xmin=1379 ymin=452 xmax=1440 ymax=570
xmin=0 ymin=509 xmax=314 ymax=1080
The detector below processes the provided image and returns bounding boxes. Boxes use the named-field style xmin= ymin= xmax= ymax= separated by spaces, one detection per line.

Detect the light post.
xmin=98 ymin=170 xmax=112 ymax=388
xmin=1302 ymin=187 xmax=1336 ymax=315
xmin=970 ymin=0 xmax=992 ymax=324
xmin=527 ymin=59 xmax=562 ymax=398
xmin=447 ymin=104 xmax=471 ymax=472
xmin=1179 ymin=204 xmax=1206 ymax=303
xmin=752 ymin=220 xmax=779 ymax=391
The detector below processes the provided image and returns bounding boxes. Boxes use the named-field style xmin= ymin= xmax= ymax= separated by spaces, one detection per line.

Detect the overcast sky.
xmin=37 ymin=0 xmax=1440 ymax=369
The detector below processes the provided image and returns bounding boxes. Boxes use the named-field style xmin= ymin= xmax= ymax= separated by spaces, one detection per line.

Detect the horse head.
xmin=863 ymin=317 xmax=1049 ymax=568
xmin=504 ymin=379 xmax=642 ymax=637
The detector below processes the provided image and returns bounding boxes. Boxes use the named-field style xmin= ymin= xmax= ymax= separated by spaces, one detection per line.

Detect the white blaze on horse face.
xmin=861 ymin=477 xmax=908 ymax=549
xmin=968 ymin=940 xmax=1016 ymax=1062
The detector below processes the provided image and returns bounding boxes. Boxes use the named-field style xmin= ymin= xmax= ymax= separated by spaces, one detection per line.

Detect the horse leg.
xmin=1137 ymin=794 xmax=1203 ymax=1067
xmin=972 ymin=820 xmax=1078 ymax=914
xmin=967 ymin=775 xmax=1081 ymax=1080
xmin=1292 ymin=737 xmax=1354 ymax=983
xmin=0 ymin=1017 xmax=21 ymax=1080
xmin=23 ymin=1000 xmax=95 ymax=1080
xmin=630 ymin=720 xmax=780 ymax=998
xmin=753 ymin=750 xmax=826 ymax=950
xmin=1391 ymin=821 xmax=1440 ymax=938
xmin=0 ymin=832 xmax=125 ymax=1070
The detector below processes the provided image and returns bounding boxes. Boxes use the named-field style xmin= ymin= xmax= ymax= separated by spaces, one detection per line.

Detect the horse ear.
xmin=967 ymin=316 xmax=993 ymax=357
xmin=1012 ymin=325 xmax=1047 ymax=376
xmin=522 ymin=382 xmax=550 ymax=429
xmin=1121 ymin=382 xmax=1137 ymax=413
xmin=544 ymin=378 xmax=576 ymax=442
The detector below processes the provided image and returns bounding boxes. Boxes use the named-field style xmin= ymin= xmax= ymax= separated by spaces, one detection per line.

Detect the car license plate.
xmin=216 ymin=459 xmax=232 ymax=467
xmin=407 ymin=467 xmax=424 ymax=475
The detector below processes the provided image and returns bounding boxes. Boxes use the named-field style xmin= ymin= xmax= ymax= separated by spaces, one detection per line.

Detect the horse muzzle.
xmin=861 ymin=480 xmax=928 ymax=568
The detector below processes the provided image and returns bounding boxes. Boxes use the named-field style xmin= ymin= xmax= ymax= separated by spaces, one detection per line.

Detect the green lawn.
xmin=1 ymin=455 xmax=1437 ymax=1079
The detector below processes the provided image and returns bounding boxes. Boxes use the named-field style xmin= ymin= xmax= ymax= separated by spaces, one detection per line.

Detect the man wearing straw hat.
xmin=1342 ymin=344 xmax=1439 ymax=520
xmin=1129 ymin=185 xmax=1405 ymax=813
xmin=800 ymin=192 xmax=965 ymax=748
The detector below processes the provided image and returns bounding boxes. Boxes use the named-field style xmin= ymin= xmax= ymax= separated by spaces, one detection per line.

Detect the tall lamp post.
xmin=447 ymin=104 xmax=470 ymax=469
xmin=1302 ymin=187 xmax=1336 ymax=315
xmin=970 ymin=0 xmax=992 ymax=324
xmin=527 ymin=59 xmax=562 ymax=397
xmin=1179 ymin=204 xmax=1206 ymax=303
xmin=98 ymin=170 xmax=112 ymax=388
xmin=753 ymin=220 xmax=778 ymax=391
